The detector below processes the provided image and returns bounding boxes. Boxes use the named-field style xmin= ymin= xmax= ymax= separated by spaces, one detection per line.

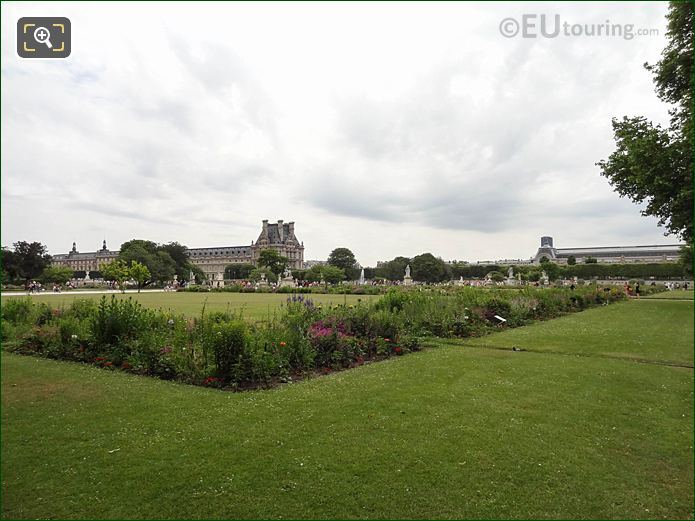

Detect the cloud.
xmin=0 ymin=2 xmax=677 ymax=265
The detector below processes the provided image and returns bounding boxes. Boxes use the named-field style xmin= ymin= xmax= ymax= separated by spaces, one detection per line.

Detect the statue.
xmin=84 ymin=270 xmax=91 ymax=280
xmin=508 ymin=266 xmax=514 ymax=278
xmin=189 ymin=269 xmax=195 ymax=284
xmin=359 ymin=268 xmax=365 ymax=285
xmin=403 ymin=264 xmax=413 ymax=285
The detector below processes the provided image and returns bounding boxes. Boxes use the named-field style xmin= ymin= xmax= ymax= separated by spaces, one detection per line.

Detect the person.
xmin=685 ymin=282 xmax=689 ymax=291
xmin=635 ymin=281 xmax=641 ymax=299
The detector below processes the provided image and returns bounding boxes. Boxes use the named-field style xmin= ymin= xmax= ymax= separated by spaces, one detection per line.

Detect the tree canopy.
xmin=257 ymin=249 xmax=289 ymax=275
xmin=597 ymin=2 xmax=693 ymax=242
xmin=2 ymin=242 xmax=52 ymax=284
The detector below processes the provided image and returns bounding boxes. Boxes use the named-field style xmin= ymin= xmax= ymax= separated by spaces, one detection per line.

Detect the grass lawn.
xmin=0 ymin=292 xmax=375 ymax=320
xmin=459 ymin=299 xmax=693 ymax=367
xmin=644 ymin=289 xmax=694 ymax=300
xmin=2 ymin=300 xmax=692 ymax=519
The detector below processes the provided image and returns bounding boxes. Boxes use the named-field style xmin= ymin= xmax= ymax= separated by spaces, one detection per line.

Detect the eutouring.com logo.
xmin=499 ymin=14 xmax=659 ymax=40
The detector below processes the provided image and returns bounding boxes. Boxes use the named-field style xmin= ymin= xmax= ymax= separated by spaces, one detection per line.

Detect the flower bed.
xmin=1 ymin=286 xmax=626 ymax=390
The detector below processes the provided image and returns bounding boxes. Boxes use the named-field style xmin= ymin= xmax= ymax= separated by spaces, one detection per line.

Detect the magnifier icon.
xmin=33 ymin=26 xmax=53 ymax=49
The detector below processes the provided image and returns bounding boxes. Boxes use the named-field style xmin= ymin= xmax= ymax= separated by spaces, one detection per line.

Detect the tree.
xmin=319 ymin=265 xmax=346 ymax=284
xmin=7 ymin=242 xmax=52 ymax=284
xmin=327 ymin=248 xmax=359 ymax=279
xmin=257 ymin=249 xmax=289 ymax=276
xmin=597 ymin=2 xmax=692 ymax=242
xmin=567 ymin=256 xmax=577 ymax=265
xmin=411 ymin=253 xmax=448 ymax=283
xmin=224 ymin=263 xmax=255 ymax=280
xmin=159 ymin=242 xmax=195 ymax=281
xmin=119 ymin=240 xmax=176 ymax=284
xmin=40 ymin=266 xmax=74 ymax=285
xmin=679 ymin=244 xmax=693 ymax=276
xmin=249 ymin=267 xmax=277 ymax=284
xmin=101 ymin=259 xmax=131 ymax=292
xmin=487 ymin=271 xmax=505 ymax=283
xmin=375 ymin=257 xmax=411 ymax=281
xmin=305 ymin=265 xmax=345 ymax=284
xmin=129 ymin=261 xmax=151 ymax=292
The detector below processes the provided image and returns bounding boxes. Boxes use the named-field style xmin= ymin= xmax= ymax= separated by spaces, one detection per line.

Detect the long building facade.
xmin=50 ymin=220 xmax=304 ymax=281
xmin=51 ymin=240 xmax=119 ymax=272
xmin=532 ymin=236 xmax=684 ymax=264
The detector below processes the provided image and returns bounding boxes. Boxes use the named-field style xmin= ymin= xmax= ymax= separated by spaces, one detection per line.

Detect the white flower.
xmin=71 ymin=334 xmax=78 ymax=340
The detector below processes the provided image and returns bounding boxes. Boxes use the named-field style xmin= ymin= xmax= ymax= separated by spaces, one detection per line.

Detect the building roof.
xmin=556 ymin=244 xmax=683 ymax=256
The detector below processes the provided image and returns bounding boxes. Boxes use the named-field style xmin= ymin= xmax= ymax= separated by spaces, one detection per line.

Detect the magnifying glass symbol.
xmin=33 ymin=26 xmax=53 ymax=49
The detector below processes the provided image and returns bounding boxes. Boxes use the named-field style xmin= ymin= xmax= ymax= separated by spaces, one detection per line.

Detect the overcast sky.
xmin=1 ymin=2 xmax=678 ymax=266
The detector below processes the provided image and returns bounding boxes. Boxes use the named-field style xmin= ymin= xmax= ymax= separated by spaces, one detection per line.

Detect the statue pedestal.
xmin=403 ymin=275 xmax=413 ymax=286
xmin=279 ymin=276 xmax=296 ymax=288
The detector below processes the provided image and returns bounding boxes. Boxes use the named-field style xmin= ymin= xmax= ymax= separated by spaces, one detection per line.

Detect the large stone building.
xmin=51 ymin=240 xmax=118 ymax=272
xmin=532 ymin=236 xmax=684 ymax=264
xmin=50 ymin=220 xmax=304 ymax=281
xmin=187 ymin=219 xmax=304 ymax=280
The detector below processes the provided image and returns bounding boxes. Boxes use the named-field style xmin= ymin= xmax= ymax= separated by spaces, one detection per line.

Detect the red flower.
xmin=394 ymin=347 xmax=402 ymax=354
xmin=104 ymin=361 xmax=113 ymax=367
xmin=94 ymin=357 xmax=105 ymax=362
xmin=279 ymin=341 xmax=287 ymax=347
xmin=384 ymin=338 xmax=391 ymax=342
xmin=122 ymin=362 xmax=132 ymax=370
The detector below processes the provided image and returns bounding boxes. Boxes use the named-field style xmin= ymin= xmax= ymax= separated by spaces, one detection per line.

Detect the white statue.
xmin=405 ymin=265 xmax=411 ymax=278
xmin=508 ymin=266 xmax=514 ymax=278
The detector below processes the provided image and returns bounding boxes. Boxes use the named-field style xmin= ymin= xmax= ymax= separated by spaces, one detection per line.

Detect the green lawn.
xmin=2 ymin=300 xmax=692 ymax=519
xmin=0 ymin=292 xmax=375 ymax=320
xmin=460 ymin=299 xmax=693 ymax=366
xmin=644 ymin=289 xmax=694 ymax=300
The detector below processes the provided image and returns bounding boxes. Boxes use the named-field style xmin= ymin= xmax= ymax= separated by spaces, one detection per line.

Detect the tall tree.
xmin=327 ymin=248 xmax=358 ymax=279
xmin=597 ymin=2 xmax=693 ymax=242
xmin=8 ymin=241 xmax=51 ymax=284
xmin=411 ymin=253 xmax=448 ymax=283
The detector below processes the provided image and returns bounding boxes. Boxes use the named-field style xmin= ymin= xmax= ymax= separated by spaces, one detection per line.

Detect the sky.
xmin=1 ymin=1 xmax=679 ymax=266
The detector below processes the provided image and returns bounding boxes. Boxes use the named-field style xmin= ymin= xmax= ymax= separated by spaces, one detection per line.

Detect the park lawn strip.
xmin=643 ymin=289 xmax=694 ymax=300
xmin=2 ymin=317 xmax=693 ymax=519
xmin=458 ymin=299 xmax=693 ymax=366
xmin=0 ymin=292 xmax=375 ymax=320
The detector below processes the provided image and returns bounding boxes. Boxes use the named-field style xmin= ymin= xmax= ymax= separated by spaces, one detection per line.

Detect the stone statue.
xmin=508 ymin=266 xmax=514 ymax=278
xmin=189 ymin=269 xmax=195 ymax=284
xmin=405 ymin=265 xmax=411 ymax=278
xmin=84 ymin=270 xmax=91 ymax=280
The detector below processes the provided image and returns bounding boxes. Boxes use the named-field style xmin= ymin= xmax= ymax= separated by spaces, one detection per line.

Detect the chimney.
xmin=288 ymin=222 xmax=295 ymax=238
xmin=262 ymin=219 xmax=268 ymax=235
xmin=277 ymin=219 xmax=284 ymax=241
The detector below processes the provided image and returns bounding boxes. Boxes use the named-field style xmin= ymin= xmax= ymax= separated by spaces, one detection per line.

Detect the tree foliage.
xmin=101 ymin=259 xmax=131 ymax=292
xmin=374 ymin=257 xmax=411 ymax=281
xmin=224 ymin=263 xmax=255 ymax=280
xmin=597 ymin=2 xmax=693 ymax=242
xmin=327 ymin=248 xmax=359 ymax=280
xmin=40 ymin=266 xmax=74 ymax=284
xmin=2 ymin=242 xmax=52 ymax=284
xmin=411 ymin=253 xmax=448 ymax=283
xmin=257 ymin=249 xmax=289 ymax=275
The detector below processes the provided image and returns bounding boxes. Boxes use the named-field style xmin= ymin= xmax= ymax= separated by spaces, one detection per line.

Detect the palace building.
xmin=532 ymin=236 xmax=684 ymax=264
xmin=51 ymin=240 xmax=119 ymax=272
xmin=50 ymin=220 xmax=304 ymax=281
xmin=187 ymin=219 xmax=304 ymax=280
